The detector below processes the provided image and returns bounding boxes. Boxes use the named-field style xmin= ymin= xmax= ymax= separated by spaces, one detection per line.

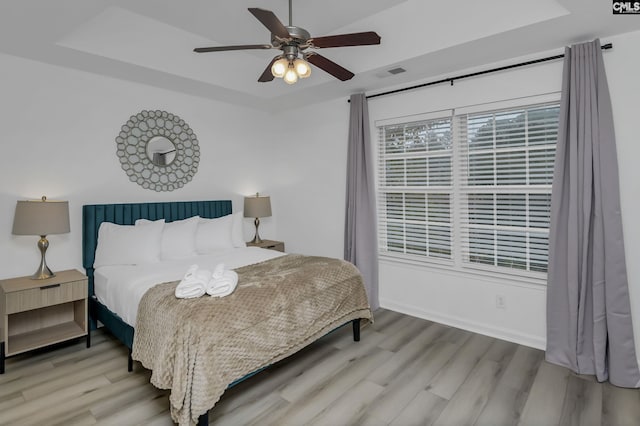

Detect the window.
xmin=377 ymin=116 xmax=453 ymax=261
xmin=377 ymin=100 xmax=559 ymax=281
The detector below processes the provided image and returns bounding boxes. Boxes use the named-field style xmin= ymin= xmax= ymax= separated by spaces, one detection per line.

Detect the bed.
xmin=82 ymin=200 xmax=372 ymax=425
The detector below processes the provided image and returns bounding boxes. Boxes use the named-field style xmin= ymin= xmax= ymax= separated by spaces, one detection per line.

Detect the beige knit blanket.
xmin=131 ymin=254 xmax=372 ymax=425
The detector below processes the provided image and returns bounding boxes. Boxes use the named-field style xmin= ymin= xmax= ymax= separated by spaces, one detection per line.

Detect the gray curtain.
xmin=345 ymin=93 xmax=379 ymax=310
xmin=546 ymin=39 xmax=640 ymax=387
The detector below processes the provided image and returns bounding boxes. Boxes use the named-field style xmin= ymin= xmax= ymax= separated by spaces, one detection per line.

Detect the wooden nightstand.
xmin=246 ymin=239 xmax=285 ymax=252
xmin=0 ymin=269 xmax=88 ymax=374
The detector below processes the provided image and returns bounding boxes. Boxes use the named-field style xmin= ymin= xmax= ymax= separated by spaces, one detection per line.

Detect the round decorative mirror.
xmin=146 ymin=136 xmax=176 ymax=166
xmin=115 ymin=110 xmax=200 ymax=192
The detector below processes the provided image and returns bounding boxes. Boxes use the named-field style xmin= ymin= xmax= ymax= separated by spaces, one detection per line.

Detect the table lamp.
xmin=12 ymin=196 xmax=70 ymax=279
xmin=244 ymin=193 xmax=272 ymax=244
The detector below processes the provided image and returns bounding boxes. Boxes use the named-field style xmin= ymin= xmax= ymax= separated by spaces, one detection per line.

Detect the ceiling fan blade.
xmin=258 ymin=57 xmax=279 ymax=82
xmin=306 ymin=54 xmax=354 ymax=81
xmin=310 ymin=31 xmax=381 ymax=48
xmin=248 ymin=8 xmax=290 ymax=39
xmin=194 ymin=44 xmax=272 ymax=53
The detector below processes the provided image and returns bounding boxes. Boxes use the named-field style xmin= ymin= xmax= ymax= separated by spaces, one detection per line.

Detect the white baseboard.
xmin=380 ymin=298 xmax=546 ymax=350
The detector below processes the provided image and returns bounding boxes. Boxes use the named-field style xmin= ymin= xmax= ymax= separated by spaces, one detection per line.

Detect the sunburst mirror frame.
xmin=115 ymin=110 xmax=200 ymax=192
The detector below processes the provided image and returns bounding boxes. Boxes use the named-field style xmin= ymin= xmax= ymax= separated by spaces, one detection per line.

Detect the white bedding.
xmin=94 ymin=247 xmax=285 ymax=326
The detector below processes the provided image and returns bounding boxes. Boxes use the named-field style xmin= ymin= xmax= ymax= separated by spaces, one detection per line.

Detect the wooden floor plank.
xmin=0 ymin=359 xmax=55 ymax=387
xmin=12 ymin=375 xmax=152 ymax=426
xmin=368 ymin=309 xmax=404 ymax=332
xmin=557 ymin=374 xmax=602 ymax=426
xmin=307 ymin=380 xmax=385 ymax=426
xmin=0 ymin=348 xmax=121 ymax=399
xmin=389 ymin=390 xmax=447 ymax=426
xmin=376 ymin=315 xmax=426 ymax=351
xmin=601 ymin=382 xmax=640 ymax=426
xmin=433 ymin=359 xmax=501 ymax=426
xmin=210 ymin=342 xmax=338 ymax=421
xmin=0 ymin=376 xmax=111 ymax=425
xmin=278 ymin=330 xmax=386 ymax=402
xmin=89 ymin=375 xmax=163 ymax=419
xmin=53 ymin=410 xmax=98 ymax=426
xmin=359 ymin=340 xmax=460 ymax=424
xmin=210 ymin=392 xmax=288 ymax=426
xmin=2 ymin=309 xmax=639 ymax=426
xmin=0 ymin=394 xmax=25 ymax=412
xmin=368 ymin=322 xmax=450 ymax=387
xmin=22 ymin=357 xmax=126 ymax=400
xmin=95 ymin=392 xmax=170 ymax=426
xmin=274 ymin=349 xmax=394 ymax=426
xmin=517 ymin=361 xmax=571 ymax=426
xmin=474 ymin=345 xmax=544 ymax=426
xmin=427 ymin=333 xmax=494 ymax=400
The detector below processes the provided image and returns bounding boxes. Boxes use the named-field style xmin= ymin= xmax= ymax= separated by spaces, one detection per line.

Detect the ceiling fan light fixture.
xmin=294 ymin=58 xmax=311 ymax=78
xmin=283 ymin=65 xmax=299 ymax=84
xmin=194 ymin=2 xmax=380 ymax=84
xmin=271 ymin=58 xmax=288 ymax=78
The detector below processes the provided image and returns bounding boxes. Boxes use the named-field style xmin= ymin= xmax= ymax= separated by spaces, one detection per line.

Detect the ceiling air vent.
xmin=388 ymin=67 xmax=406 ymax=75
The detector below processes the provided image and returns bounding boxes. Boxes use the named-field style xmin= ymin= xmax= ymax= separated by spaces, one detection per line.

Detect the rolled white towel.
xmin=212 ymin=263 xmax=225 ymax=280
xmin=183 ymin=264 xmax=198 ymax=281
xmin=175 ymin=265 xmax=212 ymax=299
xmin=195 ymin=268 xmax=213 ymax=283
xmin=175 ymin=279 xmax=206 ymax=299
xmin=207 ymin=270 xmax=238 ymax=298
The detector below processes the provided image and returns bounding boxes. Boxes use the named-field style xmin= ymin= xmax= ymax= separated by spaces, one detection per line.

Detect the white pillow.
xmin=231 ymin=211 xmax=246 ymax=248
xmin=136 ymin=216 xmax=200 ymax=260
xmin=196 ymin=214 xmax=234 ymax=253
xmin=94 ymin=220 xmax=164 ymax=268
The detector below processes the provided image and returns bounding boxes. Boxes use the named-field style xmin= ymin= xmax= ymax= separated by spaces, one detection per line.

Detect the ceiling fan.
xmin=193 ymin=0 xmax=381 ymax=84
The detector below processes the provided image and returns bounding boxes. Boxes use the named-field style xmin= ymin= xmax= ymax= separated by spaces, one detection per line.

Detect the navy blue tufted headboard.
xmin=82 ymin=200 xmax=232 ymax=296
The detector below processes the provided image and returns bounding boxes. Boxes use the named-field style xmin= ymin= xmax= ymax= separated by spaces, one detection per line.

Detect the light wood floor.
xmin=1 ymin=309 xmax=639 ymax=425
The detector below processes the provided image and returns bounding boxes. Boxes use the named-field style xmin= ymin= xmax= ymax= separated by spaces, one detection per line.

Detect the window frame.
xmin=377 ymin=111 xmax=455 ymax=266
xmin=375 ymin=94 xmax=560 ymax=285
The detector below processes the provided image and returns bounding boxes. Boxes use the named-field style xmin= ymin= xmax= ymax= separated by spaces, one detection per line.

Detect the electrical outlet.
xmin=496 ymin=295 xmax=506 ymax=310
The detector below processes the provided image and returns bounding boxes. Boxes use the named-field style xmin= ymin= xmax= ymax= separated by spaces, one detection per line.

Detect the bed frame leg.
xmin=1 ymin=342 xmax=5 ymax=374
xmin=128 ymin=349 xmax=133 ymax=372
xmin=352 ymin=318 xmax=361 ymax=342
xmin=197 ymin=412 xmax=208 ymax=425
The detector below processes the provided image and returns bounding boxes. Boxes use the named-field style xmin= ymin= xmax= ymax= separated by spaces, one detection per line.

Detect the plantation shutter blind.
xmin=377 ymin=113 xmax=454 ymax=261
xmin=376 ymin=95 xmax=560 ymax=282
xmin=456 ymin=101 xmax=559 ymax=275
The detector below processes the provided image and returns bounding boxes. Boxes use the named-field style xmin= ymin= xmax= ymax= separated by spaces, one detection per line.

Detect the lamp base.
xmin=32 ymin=268 xmax=55 ymax=280
xmin=31 ymin=236 xmax=55 ymax=280
xmin=250 ymin=217 xmax=263 ymax=245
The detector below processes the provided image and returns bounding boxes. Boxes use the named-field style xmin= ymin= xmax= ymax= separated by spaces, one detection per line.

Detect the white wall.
xmin=606 ymin=31 xmax=640 ymax=360
xmin=2 ymin=28 xmax=640 ymax=358
xmin=367 ymin=53 xmax=563 ymax=349
xmin=0 ymin=52 xmax=279 ymax=280
xmin=266 ymin=98 xmax=352 ymax=258
xmin=274 ymin=30 xmax=640 ymax=355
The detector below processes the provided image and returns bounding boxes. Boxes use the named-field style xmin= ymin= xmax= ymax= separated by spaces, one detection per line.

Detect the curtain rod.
xmin=349 ymin=43 xmax=613 ymax=102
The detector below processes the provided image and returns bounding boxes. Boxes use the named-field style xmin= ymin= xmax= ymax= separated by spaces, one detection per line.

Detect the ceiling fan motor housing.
xmin=272 ymin=26 xmax=311 ymax=46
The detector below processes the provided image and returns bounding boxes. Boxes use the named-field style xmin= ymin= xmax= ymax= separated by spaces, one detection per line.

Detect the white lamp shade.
xmin=244 ymin=196 xmax=272 ymax=218
xmin=13 ymin=199 xmax=70 ymax=236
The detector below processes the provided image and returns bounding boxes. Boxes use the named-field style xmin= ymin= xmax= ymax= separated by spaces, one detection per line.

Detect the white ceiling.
xmin=1 ymin=0 xmax=639 ymax=111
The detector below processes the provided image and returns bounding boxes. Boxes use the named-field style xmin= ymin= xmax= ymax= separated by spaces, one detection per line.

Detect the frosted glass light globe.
xmin=294 ymin=59 xmax=311 ymax=78
xmin=284 ymin=67 xmax=299 ymax=84
xmin=271 ymin=58 xmax=288 ymax=78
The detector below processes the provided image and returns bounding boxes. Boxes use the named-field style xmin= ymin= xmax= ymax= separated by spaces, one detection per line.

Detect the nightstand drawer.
xmin=264 ymin=242 xmax=285 ymax=252
xmin=246 ymin=239 xmax=285 ymax=252
xmin=5 ymin=280 xmax=87 ymax=314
